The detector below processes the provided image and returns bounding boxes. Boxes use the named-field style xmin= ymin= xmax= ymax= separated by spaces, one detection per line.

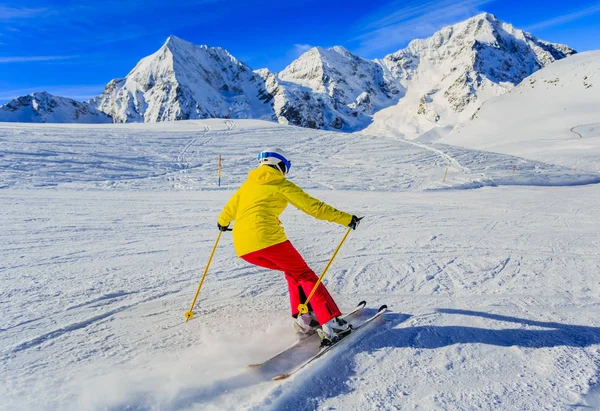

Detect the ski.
xmin=272 ymin=304 xmax=388 ymax=381
xmin=246 ymin=300 xmax=367 ymax=369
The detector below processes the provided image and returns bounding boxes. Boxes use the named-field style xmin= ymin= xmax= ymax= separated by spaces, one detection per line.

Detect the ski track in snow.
xmin=1 ymin=120 xmax=600 ymax=410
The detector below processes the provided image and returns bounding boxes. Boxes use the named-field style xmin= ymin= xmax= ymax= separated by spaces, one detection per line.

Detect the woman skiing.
xmin=217 ymin=148 xmax=361 ymax=341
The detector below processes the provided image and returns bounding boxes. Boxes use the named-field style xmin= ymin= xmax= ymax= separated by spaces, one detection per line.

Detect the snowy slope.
xmin=443 ymin=51 xmax=600 ymax=173
xmin=363 ymin=12 xmax=575 ymax=139
xmin=0 ymin=92 xmax=112 ymax=124
xmin=2 ymin=120 xmax=600 ymax=410
xmin=92 ymin=36 xmax=274 ymax=123
xmin=2 ymin=120 xmax=599 ymax=191
xmin=3 ymin=187 xmax=600 ymax=410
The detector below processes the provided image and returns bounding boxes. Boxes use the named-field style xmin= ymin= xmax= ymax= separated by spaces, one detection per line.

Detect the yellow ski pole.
xmin=184 ymin=231 xmax=222 ymax=322
xmin=297 ymin=227 xmax=352 ymax=315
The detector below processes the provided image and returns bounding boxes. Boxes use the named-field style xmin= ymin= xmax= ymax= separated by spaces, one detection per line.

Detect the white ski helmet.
xmin=257 ymin=148 xmax=291 ymax=175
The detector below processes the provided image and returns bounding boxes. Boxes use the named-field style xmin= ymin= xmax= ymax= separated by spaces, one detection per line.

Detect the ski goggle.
xmin=258 ymin=152 xmax=292 ymax=174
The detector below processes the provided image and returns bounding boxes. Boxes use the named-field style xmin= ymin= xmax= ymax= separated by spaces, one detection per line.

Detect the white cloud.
xmin=0 ymin=6 xmax=46 ymax=21
xmin=293 ymin=44 xmax=314 ymax=57
xmin=525 ymin=2 xmax=600 ymax=31
xmin=353 ymin=0 xmax=496 ymax=56
xmin=0 ymin=55 xmax=78 ymax=63
xmin=0 ymin=1 xmax=228 ymax=47
xmin=0 ymin=85 xmax=105 ymax=102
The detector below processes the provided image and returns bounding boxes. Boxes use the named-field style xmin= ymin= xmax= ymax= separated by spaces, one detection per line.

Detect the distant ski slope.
xmin=443 ymin=51 xmax=600 ymax=173
xmin=1 ymin=119 xmax=599 ymax=191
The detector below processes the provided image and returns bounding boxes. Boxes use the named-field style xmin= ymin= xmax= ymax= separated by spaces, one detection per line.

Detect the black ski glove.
xmin=217 ymin=223 xmax=232 ymax=232
xmin=348 ymin=215 xmax=363 ymax=230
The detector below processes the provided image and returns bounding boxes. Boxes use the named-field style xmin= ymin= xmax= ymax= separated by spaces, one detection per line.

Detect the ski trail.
xmin=65 ymin=291 xmax=139 ymax=311
xmin=9 ymin=306 xmax=131 ymax=354
xmin=8 ymin=288 xmax=185 ymax=354
xmin=172 ymin=136 xmax=214 ymax=177
xmin=175 ymin=138 xmax=197 ymax=167
xmin=570 ymin=123 xmax=599 ymax=138
xmin=399 ymin=138 xmax=470 ymax=173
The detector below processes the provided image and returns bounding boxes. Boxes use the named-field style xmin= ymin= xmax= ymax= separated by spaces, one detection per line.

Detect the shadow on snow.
xmin=265 ymin=308 xmax=600 ymax=410
xmin=116 ymin=308 xmax=600 ymax=410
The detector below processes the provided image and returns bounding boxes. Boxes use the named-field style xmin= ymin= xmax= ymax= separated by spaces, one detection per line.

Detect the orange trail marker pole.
xmin=443 ymin=168 xmax=449 ymax=183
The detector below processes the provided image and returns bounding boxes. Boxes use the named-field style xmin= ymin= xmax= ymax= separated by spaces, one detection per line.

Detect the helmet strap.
xmin=277 ymin=161 xmax=287 ymax=175
xmin=265 ymin=163 xmax=286 ymax=175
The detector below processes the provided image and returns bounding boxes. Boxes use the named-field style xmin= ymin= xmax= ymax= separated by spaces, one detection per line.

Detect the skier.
xmin=217 ymin=148 xmax=362 ymax=342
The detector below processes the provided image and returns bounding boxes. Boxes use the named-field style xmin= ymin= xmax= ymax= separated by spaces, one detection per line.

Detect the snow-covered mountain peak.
xmin=280 ymin=45 xmax=366 ymax=77
xmin=163 ymin=34 xmax=192 ymax=48
xmin=330 ymin=45 xmax=354 ymax=56
xmin=159 ymin=35 xmax=237 ymax=67
xmin=0 ymin=92 xmax=112 ymax=123
xmin=461 ymin=11 xmax=498 ymax=27
xmin=365 ymin=13 xmax=577 ymax=139
xmin=92 ymin=35 xmax=271 ymax=123
xmin=278 ymin=44 xmax=400 ymax=114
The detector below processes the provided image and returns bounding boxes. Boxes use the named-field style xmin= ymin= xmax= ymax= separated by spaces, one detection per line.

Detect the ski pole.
xmin=184 ymin=231 xmax=222 ymax=322
xmin=297 ymin=227 xmax=352 ymax=315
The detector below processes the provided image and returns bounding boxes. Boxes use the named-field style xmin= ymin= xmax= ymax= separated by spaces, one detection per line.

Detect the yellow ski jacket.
xmin=218 ymin=165 xmax=352 ymax=257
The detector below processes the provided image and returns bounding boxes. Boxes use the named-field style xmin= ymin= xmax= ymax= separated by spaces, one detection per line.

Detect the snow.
xmin=276 ymin=46 xmax=401 ymax=129
xmin=92 ymin=36 xmax=274 ymax=123
xmin=2 ymin=118 xmax=600 ymax=410
xmin=0 ymin=92 xmax=111 ymax=124
xmin=2 ymin=120 xmax=599 ymax=192
xmin=443 ymin=51 xmax=600 ymax=173
xmin=362 ymin=13 xmax=575 ymax=139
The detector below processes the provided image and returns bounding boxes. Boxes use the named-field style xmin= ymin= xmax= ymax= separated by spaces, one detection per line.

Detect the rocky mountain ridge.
xmin=0 ymin=92 xmax=111 ymax=123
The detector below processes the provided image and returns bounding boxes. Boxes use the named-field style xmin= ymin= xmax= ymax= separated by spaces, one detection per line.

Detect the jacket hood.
xmin=248 ymin=165 xmax=285 ymax=184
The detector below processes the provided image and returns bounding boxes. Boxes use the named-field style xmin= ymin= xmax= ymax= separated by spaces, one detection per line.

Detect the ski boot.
xmin=317 ymin=317 xmax=352 ymax=346
xmin=293 ymin=312 xmax=320 ymax=336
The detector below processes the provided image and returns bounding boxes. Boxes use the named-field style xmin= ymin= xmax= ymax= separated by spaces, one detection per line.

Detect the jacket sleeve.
xmin=280 ymin=181 xmax=352 ymax=226
xmin=218 ymin=189 xmax=240 ymax=226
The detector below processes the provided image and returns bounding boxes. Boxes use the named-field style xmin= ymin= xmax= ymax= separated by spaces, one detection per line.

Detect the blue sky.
xmin=1 ymin=0 xmax=599 ymax=104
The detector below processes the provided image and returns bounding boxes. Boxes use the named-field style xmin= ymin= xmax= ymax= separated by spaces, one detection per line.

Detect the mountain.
xmin=89 ymin=14 xmax=575 ymax=131
xmin=0 ymin=92 xmax=112 ymax=123
xmin=91 ymin=38 xmax=402 ymax=130
xmin=442 ymin=51 xmax=600 ymax=172
xmin=2 ymin=14 xmax=576 ymax=132
xmin=92 ymin=39 xmax=400 ymax=130
xmin=92 ymin=36 xmax=274 ymax=123
xmin=363 ymin=12 xmax=576 ymax=139
xmin=255 ymin=68 xmax=329 ymax=128
xmin=273 ymin=46 xmax=402 ymax=129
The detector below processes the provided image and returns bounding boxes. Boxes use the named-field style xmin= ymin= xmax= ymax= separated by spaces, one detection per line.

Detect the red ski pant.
xmin=241 ymin=240 xmax=341 ymax=325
